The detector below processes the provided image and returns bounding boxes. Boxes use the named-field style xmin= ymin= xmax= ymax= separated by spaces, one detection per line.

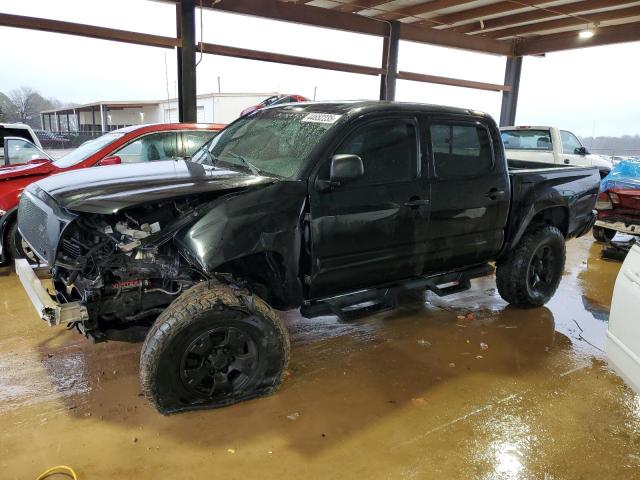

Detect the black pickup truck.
xmin=16 ymin=101 xmax=599 ymax=413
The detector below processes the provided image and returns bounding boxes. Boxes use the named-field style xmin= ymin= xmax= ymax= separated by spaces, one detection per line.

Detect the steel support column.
xmin=499 ymin=56 xmax=522 ymax=127
xmin=379 ymin=21 xmax=400 ymax=101
xmin=176 ymin=0 xmax=197 ymax=123
xmin=99 ymin=104 xmax=106 ymax=132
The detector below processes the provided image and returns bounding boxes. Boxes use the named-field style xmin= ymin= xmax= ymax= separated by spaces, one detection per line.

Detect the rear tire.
xmin=140 ymin=281 xmax=289 ymax=414
xmin=496 ymin=225 xmax=566 ymax=308
xmin=7 ymin=220 xmax=38 ymax=264
xmin=592 ymin=225 xmax=616 ymax=243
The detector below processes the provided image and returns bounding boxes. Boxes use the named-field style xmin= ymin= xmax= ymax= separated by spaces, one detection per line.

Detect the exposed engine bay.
xmin=53 ymin=198 xmax=209 ymax=342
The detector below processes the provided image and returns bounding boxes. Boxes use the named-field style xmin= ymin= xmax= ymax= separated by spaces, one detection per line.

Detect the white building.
xmin=40 ymin=92 xmax=277 ymax=132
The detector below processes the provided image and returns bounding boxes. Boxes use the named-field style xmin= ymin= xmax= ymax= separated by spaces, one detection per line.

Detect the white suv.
xmin=0 ymin=123 xmax=42 ymax=161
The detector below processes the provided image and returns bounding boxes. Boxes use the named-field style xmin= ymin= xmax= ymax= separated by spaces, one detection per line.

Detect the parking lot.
xmin=1 ymin=235 xmax=638 ymax=479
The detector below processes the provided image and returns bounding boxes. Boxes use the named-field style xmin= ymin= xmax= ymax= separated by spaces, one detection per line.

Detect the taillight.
xmin=609 ymin=192 xmax=621 ymax=205
xmin=595 ymin=191 xmax=613 ymax=210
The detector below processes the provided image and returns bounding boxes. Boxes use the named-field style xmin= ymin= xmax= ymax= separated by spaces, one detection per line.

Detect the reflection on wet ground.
xmin=1 ymin=236 xmax=639 ymax=479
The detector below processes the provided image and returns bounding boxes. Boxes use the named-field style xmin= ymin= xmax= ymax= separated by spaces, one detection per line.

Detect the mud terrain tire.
xmin=496 ymin=225 xmax=566 ymax=308
xmin=592 ymin=225 xmax=616 ymax=243
xmin=140 ymin=281 xmax=290 ymax=414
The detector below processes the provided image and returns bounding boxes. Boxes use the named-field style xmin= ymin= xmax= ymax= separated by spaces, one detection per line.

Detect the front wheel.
xmin=496 ymin=225 xmax=566 ymax=308
xmin=592 ymin=225 xmax=616 ymax=243
xmin=7 ymin=220 xmax=39 ymax=264
xmin=140 ymin=281 xmax=290 ymax=414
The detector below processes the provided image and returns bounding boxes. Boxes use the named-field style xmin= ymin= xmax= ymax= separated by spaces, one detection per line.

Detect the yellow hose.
xmin=36 ymin=465 xmax=78 ymax=480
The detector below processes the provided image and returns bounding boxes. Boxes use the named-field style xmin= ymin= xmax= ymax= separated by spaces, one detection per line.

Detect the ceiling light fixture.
xmin=579 ymin=22 xmax=598 ymax=39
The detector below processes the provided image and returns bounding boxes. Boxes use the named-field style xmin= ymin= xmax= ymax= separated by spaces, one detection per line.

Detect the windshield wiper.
xmin=227 ymin=152 xmax=262 ymax=176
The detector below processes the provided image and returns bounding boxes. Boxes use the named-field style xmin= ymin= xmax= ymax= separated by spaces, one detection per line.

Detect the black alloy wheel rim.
xmin=180 ymin=325 xmax=259 ymax=397
xmin=528 ymin=244 xmax=555 ymax=293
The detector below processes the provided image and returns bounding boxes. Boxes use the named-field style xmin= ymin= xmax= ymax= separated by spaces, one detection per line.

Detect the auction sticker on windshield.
xmin=301 ymin=113 xmax=341 ymax=124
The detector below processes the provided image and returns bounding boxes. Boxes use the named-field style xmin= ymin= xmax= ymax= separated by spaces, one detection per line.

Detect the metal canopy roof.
xmin=2 ymin=0 xmax=639 ymax=127
xmin=198 ymin=0 xmax=640 ymax=55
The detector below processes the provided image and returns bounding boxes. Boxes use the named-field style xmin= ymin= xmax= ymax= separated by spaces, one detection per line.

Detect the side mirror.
xmin=575 ymin=146 xmax=587 ymax=155
xmin=98 ymin=155 xmax=122 ymax=166
xmin=330 ymin=154 xmax=364 ymax=184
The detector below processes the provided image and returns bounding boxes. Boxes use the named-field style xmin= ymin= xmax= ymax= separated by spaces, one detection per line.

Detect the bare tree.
xmin=8 ymin=86 xmax=38 ymax=124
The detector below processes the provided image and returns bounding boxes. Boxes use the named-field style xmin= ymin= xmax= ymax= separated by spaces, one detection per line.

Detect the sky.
xmin=0 ymin=0 xmax=639 ymax=137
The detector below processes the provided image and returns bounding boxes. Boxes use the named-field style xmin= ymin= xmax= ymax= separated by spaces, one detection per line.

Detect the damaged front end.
xmin=28 ymin=196 xmax=210 ymax=342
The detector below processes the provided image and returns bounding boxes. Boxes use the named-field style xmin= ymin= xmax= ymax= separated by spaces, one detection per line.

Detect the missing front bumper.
xmin=595 ymin=219 xmax=640 ymax=236
xmin=15 ymin=258 xmax=88 ymax=326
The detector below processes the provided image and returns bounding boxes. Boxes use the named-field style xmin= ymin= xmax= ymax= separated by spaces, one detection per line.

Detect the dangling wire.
xmin=195 ymin=0 xmax=204 ymax=67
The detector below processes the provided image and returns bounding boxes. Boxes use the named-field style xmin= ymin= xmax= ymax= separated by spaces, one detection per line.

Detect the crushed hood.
xmin=30 ymin=160 xmax=276 ymax=214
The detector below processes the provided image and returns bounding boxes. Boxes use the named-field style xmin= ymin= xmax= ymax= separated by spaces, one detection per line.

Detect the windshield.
xmin=53 ymin=132 xmax=125 ymax=168
xmin=501 ymin=129 xmax=552 ymax=151
xmin=192 ymin=109 xmax=339 ymax=178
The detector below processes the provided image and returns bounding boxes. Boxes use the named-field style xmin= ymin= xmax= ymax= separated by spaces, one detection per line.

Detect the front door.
xmin=309 ymin=117 xmax=429 ymax=299
xmin=560 ymin=130 xmax=590 ymax=167
xmin=423 ymin=117 xmax=510 ymax=272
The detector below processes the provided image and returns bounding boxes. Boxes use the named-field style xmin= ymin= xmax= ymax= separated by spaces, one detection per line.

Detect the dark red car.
xmin=239 ymin=94 xmax=309 ymax=117
xmin=0 ymin=123 xmax=224 ymax=263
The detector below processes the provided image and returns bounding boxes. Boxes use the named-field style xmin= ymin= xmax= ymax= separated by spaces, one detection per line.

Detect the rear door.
xmin=309 ymin=116 xmax=429 ymax=298
xmin=423 ymin=116 xmax=510 ymax=272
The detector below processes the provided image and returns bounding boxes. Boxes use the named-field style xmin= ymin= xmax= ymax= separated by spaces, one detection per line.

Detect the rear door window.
xmin=334 ymin=118 xmax=418 ymax=185
xmin=113 ymin=132 xmax=179 ymax=163
xmin=430 ymin=123 xmax=494 ymax=179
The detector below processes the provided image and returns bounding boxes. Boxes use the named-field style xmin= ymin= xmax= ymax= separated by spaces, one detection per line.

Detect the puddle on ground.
xmin=1 ymin=235 xmax=638 ymax=479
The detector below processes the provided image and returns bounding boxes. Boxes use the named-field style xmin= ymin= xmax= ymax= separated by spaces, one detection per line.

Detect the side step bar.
xmin=301 ymin=263 xmax=494 ymax=320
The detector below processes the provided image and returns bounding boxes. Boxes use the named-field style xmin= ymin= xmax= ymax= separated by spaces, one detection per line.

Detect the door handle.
xmin=485 ymin=188 xmax=506 ymax=200
xmin=403 ymin=199 xmax=430 ymax=208
xmin=564 ymin=158 xmax=571 ymax=164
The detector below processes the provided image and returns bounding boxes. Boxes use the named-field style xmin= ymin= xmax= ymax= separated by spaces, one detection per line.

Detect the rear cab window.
xmin=429 ymin=122 xmax=494 ymax=179
xmin=501 ymin=129 xmax=552 ymax=151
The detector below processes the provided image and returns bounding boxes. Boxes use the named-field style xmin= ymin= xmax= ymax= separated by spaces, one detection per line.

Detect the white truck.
xmin=500 ymin=126 xmax=612 ymax=178
xmin=0 ymin=123 xmax=43 ymax=165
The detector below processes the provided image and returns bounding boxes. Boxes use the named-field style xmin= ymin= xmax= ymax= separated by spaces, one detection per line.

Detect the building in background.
xmin=40 ymin=92 xmax=277 ymax=132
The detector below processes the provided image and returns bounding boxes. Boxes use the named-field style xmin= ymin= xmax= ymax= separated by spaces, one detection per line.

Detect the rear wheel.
xmin=592 ymin=225 xmax=616 ymax=243
xmin=140 ymin=281 xmax=289 ymax=414
xmin=496 ymin=225 xmax=566 ymax=308
xmin=7 ymin=220 xmax=38 ymax=264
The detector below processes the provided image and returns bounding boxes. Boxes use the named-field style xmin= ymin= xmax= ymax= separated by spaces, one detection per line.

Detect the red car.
xmin=593 ymin=160 xmax=640 ymax=242
xmin=0 ymin=123 xmax=224 ymax=263
xmin=240 ymin=94 xmax=309 ymax=117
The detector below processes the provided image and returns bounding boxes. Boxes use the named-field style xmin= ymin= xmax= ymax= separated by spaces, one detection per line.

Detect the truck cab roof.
xmin=265 ymin=100 xmax=489 ymax=119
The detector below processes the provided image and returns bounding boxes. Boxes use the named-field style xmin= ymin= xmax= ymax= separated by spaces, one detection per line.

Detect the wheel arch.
xmin=510 ymin=204 xmax=569 ymax=250
xmin=213 ymin=251 xmax=297 ymax=310
xmin=0 ymin=206 xmax=18 ymax=264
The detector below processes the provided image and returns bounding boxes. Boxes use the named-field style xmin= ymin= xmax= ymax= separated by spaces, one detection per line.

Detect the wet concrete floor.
xmin=1 ymin=235 xmax=639 ymax=479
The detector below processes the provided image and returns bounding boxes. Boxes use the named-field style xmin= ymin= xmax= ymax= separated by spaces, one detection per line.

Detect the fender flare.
xmin=508 ymin=202 xmax=569 ymax=251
